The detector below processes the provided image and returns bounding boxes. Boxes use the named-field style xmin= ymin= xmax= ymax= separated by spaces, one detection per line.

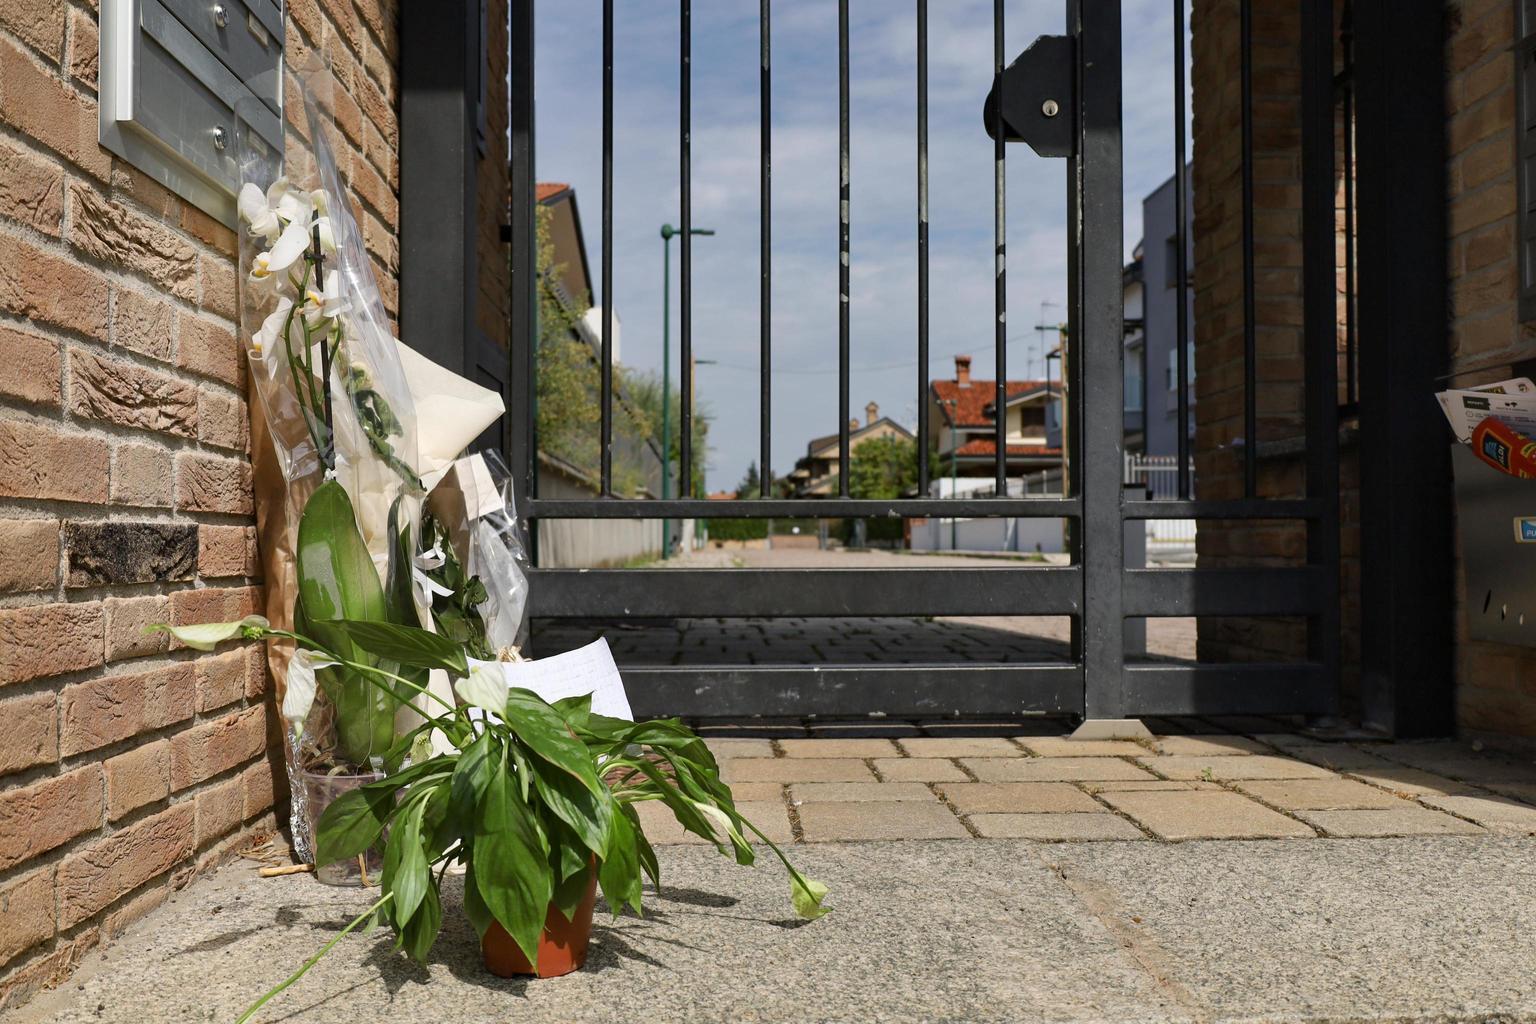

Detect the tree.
xmin=621 ymin=370 xmax=711 ymax=498
xmin=737 ymin=461 xmax=761 ymax=499
xmin=847 ymin=435 xmax=918 ymax=500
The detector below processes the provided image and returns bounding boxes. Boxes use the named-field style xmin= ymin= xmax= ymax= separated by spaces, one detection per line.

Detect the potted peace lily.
xmin=152 ymin=616 xmax=829 ymax=1022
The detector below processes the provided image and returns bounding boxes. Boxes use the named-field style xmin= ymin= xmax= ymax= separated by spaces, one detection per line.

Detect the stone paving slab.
xmin=968 ymin=813 xmax=1146 ymax=841
xmin=790 ymin=782 xmax=936 ymax=803
xmin=1233 ymin=777 xmax=1410 ymax=811
xmin=1083 ymin=780 xmax=1222 ymax=793
xmin=872 ymin=757 xmax=968 ymax=782
xmin=1281 ymin=744 xmax=1393 ymax=770
xmin=721 ymin=758 xmax=874 ymax=783
xmin=896 ymin=736 xmax=1023 ymax=758
xmin=963 ymin=757 xmax=1156 ymax=783
xmin=936 ymin=782 xmax=1106 ymax=815
xmin=1016 ymin=737 xmax=1148 ymax=758
xmin=1137 ymin=754 xmax=1335 ymax=781
xmin=1099 ymin=790 xmax=1316 ymax=840
xmin=1343 ymin=765 xmax=1481 ymax=797
xmin=778 ymin=738 xmax=897 ymax=758
xmin=796 ymin=801 xmax=971 ymax=842
xmin=1419 ymin=794 xmax=1536 ymax=834
xmin=1151 ymin=735 xmax=1270 ymax=757
xmin=703 ymin=737 xmax=775 ymax=759
xmin=26 ymin=838 xmax=1536 ymax=1024
xmin=635 ymin=799 xmax=793 ymax=845
xmin=1296 ymin=806 xmax=1485 ymax=837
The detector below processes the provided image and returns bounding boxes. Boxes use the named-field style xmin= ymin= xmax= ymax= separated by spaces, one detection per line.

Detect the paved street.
xmin=533 ymin=545 xmax=1198 ymax=665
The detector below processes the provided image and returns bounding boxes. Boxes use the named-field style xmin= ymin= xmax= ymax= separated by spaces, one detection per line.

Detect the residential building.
xmin=926 ymin=356 xmax=1061 ymax=493
xmin=1137 ymin=169 xmax=1196 ymax=464
xmin=787 ymin=402 xmax=915 ymax=497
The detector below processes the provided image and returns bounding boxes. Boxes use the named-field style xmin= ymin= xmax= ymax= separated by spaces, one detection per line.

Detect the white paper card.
xmin=467 ymin=638 xmax=633 ymax=722
xmin=1437 ymin=380 xmax=1536 ymax=443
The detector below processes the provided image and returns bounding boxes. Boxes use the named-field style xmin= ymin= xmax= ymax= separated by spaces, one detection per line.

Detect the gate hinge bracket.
xmin=983 ymin=35 xmax=1075 ymax=159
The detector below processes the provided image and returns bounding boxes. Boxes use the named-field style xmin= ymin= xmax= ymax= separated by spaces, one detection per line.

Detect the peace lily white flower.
xmin=455 ymin=662 xmax=509 ymax=715
xmin=282 ymin=647 xmax=342 ymax=740
xmin=149 ymin=615 xmax=269 ymax=652
xmin=249 ymin=297 xmax=294 ymax=358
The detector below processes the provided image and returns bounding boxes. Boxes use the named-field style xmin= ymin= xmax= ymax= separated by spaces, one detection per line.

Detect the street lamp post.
xmin=660 ymin=222 xmax=716 ymax=558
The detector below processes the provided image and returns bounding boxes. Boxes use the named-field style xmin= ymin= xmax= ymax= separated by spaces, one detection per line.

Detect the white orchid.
xmin=282 ymin=647 xmax=342 ymax=741
xmin=299 ymin=276 xmax=346 ymax=330
xmin=265 ymin=218 xmax=313 ymax=277
xmin=250 ymin=297 xmax=293 ymax=357
xmin=238 ymin=181 xmax=284 ymax=242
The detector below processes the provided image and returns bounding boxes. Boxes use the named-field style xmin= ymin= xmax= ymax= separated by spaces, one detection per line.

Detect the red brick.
xmin=57 ymin=803 xmax=194 ymax=928
xmin=180 ymin=204 xmax=236 ymax=255
xmin=0 ymin=419 xmax=108 ymax=504
xmin=68 ymin=182 xmax=199 ymax=301
xmin=101 ymin=884 xmax=167 ymax=940
xmin=198 ymin=255 xmax=237 ymax=319
xmin=0 ymin=766 xmax=103 ymax=871
xmin=0 ymin=234 xmax=109 ymax=340
xmin=174 ymin=453 xmax=254 ymax=515
xmin=196 ymin=388 xmax=248 ymax=452
xmin=104 ymin=740 xmax=170 ymax=821
xmin=0 ymin=867 xmax=55 ymax=969
xmin=0 ymin=324 xmax=62 ymax=407
xmin=177 ymin=316 xmax=243 ymax=387
xmin=60 ymin=664 xmax=196 ymax=756
xmin=110 ymin=442 xmax=174 ymax=508
xmin=195 ymin=648 xmax=247 ymax=712
xmin=197 ymin=525 xmax=257 ymax=580
xmin=242 ymin=758 xmax=278 ymax=819
xmin=244 ymin=645 xmax=268 ymax=700
xmin=169 ymin=586 xmax=259 ymax=637
xmin=103 ymin=594 xmax=171 ymax=661
xmin=169 ymin=706 xmax=267 ymax=791
xmin=195 ymin=776 xmax=246 ymax=847
xmin=68 ymin=349 xmax=198 ymax=438
xmin=0 ymin=601 xmax=103 ymax=686
xmin=66 ymin=7 xmax=97 ymax=89
xmin=0 ymin=931 xmax=98 ymax=1014
xmin=111 ymin=287 xmax=176 ymax=363
xmin=0 ymin=518 xmax=58 ymax=593
xmin=0 ymin=36 xmax=109 ymax=181
xmin=0 ymin=691 xmax=57 ymax=777
xmin=0 ymin=135 xmax=63 ymax=236
xmin=0 ymin=0 xmax=65 ymax=63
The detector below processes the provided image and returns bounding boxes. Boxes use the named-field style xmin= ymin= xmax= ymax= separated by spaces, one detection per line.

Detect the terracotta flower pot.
xmin=480 ymin=869 xmax=599 ymax=978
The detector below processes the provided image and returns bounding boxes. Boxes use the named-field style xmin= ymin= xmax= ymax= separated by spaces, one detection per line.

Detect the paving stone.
xmin=1419 ymin=794 xmax=1536 ymax=835
xmin=1343 ymin=766 xmax=1478 ymax=797
xmin=1082 ymin=780 xmax=1222 ymax=793
xmin=872 ymin=757 xmax=968 ymax=783
xmin=1403 ymin=758 xmax=1536 ymax=786
xmin=796 ymin=801 xmax=969 ymax=841
xmin=1100 ymin=790 xmax=1316 ymax=840
xmin=968 ymin=812 xmax=1145 ymax=841
xmin=1489 ymin=782 xmax=1536 ymax=804
xmin=1297 ymin=807 xmax=1485 ymax=838
xmin=1138 ymin=754 xmax=1335 ymax=782
xmin=936 ymin=782 xmax=1103 ymax=814
xmin=1233 ymin=778 xmax=1408 ymax=811
xmin=962 ymin=757 xmax=1156 ymax=783
xmin=896 ymin=737 xmax=1023 ymax=758
xmin=778 ymin=738 xmax=899 ymax=758
xmin=1281 ymin=745 xmax=1392 ymax=771
xmin=724 ymin=782 xmax=784 ymax=802
xmin=1152 ymin=735 xmax=1271 ymax=757
xmin=704 ymin=738 xmax=775 ymax=759
xmin=635 ymin=799 xmax=792 ymax=845
xmin=720 ymin=758 xmax=874 ymax=784
xmin=790 ymin=782 xmax=937 ymax=803
xmin=1017 ymin=736 xmax=1149 ymax=758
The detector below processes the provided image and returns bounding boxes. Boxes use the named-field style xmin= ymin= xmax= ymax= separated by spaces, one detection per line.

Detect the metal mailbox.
xmin=1453 ymin=443 xmax=1536 ymax=647
xmin=100 ymin=0 xmax=284 ymax=228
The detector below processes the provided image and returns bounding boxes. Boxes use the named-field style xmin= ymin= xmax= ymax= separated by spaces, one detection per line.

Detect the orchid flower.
xmin=250 ymin=297 xmax=294 ymax=357
xmin=299 ymin=276 xmax=346 ymax=330
xmin=282 ymin=647 xmax=342 ymax=741
xmin=238 ymin=182 xmax=283 ymax=242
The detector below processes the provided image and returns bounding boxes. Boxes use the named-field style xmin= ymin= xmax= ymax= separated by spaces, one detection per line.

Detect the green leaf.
xmin=384 ymin=495 xmax=420 ymax=628
xmin=383 ymin=801 xmax=429 ymax=927
xmin=461 ymin=855 xmax=492 ymax=938
xmin=790 ymin=873 xmax=831 ymax=921
xmin=399 ymin=879 xmax=441 ymax=962
xmin=503 ymin=688 xmax=601 ymax=794
xmin=314 ymin=786 xmax=392 ymax=866
xmin=474 ymin=748 xmax=552 ymax=964
xmin=551 ymin=693 xmax=592 ymax=732
xmin=598 ymin=803 xmax=642 ymax=916
xmin=622 ymin=803 xmax=661 ymax=888
xmin=323 ymin=619 xmax=468 ymax=677
xmin=550 ymin=858 xmax=594 ymax=924
xmin=449 ymin=732 xmax=494 ymax=820
xmin=529 ymin=756 xmax=611 ymax=859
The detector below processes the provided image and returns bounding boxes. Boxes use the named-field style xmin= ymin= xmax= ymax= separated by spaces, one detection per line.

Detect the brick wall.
xmin=0 ymin=0 xmax=403 ymax=1009
xmin=1444 ymin=0 xmax=1536 ymax=736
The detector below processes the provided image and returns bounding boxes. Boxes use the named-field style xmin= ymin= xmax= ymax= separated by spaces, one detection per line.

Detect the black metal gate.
xmin=505 ymin=0 xmax=1342 ymax=723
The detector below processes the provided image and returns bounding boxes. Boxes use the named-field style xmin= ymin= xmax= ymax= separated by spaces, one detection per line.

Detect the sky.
xmin=534 ymin=1 xmax=1192 ymax=492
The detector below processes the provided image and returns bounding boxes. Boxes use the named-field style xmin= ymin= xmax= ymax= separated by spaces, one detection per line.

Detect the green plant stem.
xmin=234 ymin=891 xmax=393 ymax=1024
xmin=262 ymin=627 xmax=460 ymax=716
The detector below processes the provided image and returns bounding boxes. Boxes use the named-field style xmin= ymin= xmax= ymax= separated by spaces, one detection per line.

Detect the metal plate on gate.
xmin=1453 ymin=443 xmax=1536 ymax=646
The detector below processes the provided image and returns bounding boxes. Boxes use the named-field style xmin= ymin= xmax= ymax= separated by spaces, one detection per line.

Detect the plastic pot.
xmin=480 ymin=869 xmax=599 ymax=978
xmin=299 ymin=768 xmax=385 ymax=886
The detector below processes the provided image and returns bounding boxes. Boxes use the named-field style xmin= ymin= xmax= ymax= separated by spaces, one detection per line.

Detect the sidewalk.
xmin=17 ymin=729 xmax=1536 ymax=1023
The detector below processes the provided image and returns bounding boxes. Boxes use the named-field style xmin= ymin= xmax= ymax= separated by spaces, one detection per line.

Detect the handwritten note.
xmin=467 ymin=638 xmax=634 ymax=722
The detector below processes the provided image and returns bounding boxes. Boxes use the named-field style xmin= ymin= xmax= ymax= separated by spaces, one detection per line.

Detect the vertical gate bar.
xmin=1240 ymin=0 xmax=1257 ymax=498
xmin=680 ymin=0 xmax=694 ymax=498
xmin=600 ymin=0 xmax=614 ymax=495
xmin=916 ymin=0 xmax=930 ymax=495
xmin=838 ymin=0 xmax=851 ymax=497
xmin=760 ymin=0 xmax=772 ymax=496
xmin=1173 ymin=0 xmax=1190 ymax=499
xmin=1341 ymin=4 xmax=1357 ymax=406
xmin=993 ymin=0 xmax=1007 ymax=493
xmin=509 ymin=0 xmax=537 ymax=514
xmin=1074 ymin=0 xmax=1126 ymax=719
xmin=1301 ymin=0 xmax=1342 ymax=708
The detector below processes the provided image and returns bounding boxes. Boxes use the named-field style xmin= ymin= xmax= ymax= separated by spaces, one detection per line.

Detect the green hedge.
xmin=705 ymin=518 xmax=769 ymax=541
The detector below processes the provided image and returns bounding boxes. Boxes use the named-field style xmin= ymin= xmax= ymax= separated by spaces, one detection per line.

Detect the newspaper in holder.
xmin=1436 ymin=376 xmax=1536 ymax=443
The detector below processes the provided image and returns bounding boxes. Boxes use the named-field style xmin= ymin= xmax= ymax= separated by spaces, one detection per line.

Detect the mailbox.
xmin=99 ymin=0 xmax=284 ymax=228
